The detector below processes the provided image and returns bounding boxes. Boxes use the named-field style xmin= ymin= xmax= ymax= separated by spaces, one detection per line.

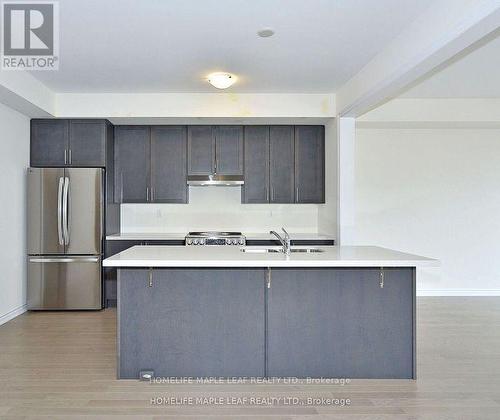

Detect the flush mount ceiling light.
xmin=207 ymin=72 xmax=236 ymax=89
xmin=257 ymin=28 xmax=275 ymax=38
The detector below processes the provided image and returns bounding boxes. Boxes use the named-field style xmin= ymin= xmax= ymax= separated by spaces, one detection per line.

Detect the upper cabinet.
xmin=68 ymin=120 xmax=109 ymax=166
xmin=242 ymin=126 xmax=270 ymax=203
xmin=187 ymin=126 xmax=215 ymax=175
xmin=114 ymin=126 xmax=188 ymax=204
xmin=188 ymin=125 xmax=243 ymax=175
xmin=242 ymin=125 xmax=325 ymax=204
xmin=31 ymin=119 xmax=110 ymax=167
xmin=30 ymin=120 xmax=68 ymax=166
xmin=294 ymin=126 xmax=325 ymax=203
xmin=114 ymin=126 xmax=151 ymax=203
xmin=269 ymin=126 xmax=295 ymax=203
xmin=215 ymin=126 xmax=243 ymax=175
xmin=151 ymin=126 xmax=188 ymax=203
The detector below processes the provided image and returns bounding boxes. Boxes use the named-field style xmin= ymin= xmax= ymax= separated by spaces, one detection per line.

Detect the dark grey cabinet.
xmin=31 ymin=119 xmax=109 ymax=167
xmin=31 ymin=120 xmax=68 ymax=166
xmin=188 ymin=125 xmax=243 ymax=175
xmin=68 ymin=120 xmax=108 ymax=166
xmin=104 ymin=239 xmax=184 ymax=307
xmin=242 ymin=125 xmax=324 ymax=204
xmin=267 ymin=268 xmax=415 ymax=379
xmin=269 ymin=126 xmax=295 ymax=203
xmin=294 ymin=125 xmax=325 ymax=203
xmin=115 ymin=126 xmax=188 ymax=203
xmin=242 ymin=126 xmax=270 ymax=203
xmin=118 ymin=268 xmax=266 ymax=378
xmin=187 ymin=126 xmax=215 ymax=175
xmin=215 ymin=126 xmax=243 ymax=175
xmin=151 ymin=126 xmax=188 ymax=203
xmin=114 ymin=126 xmax=150 ymax=203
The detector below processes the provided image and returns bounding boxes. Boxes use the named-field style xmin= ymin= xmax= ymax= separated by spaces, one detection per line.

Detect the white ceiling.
xmin=30 ymin=0 xmax=433 ymax=93
xmin=401 ymin=31 xmax=500 ymax=98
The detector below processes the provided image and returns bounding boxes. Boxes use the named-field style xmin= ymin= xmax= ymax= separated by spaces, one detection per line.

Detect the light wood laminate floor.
xmin=1 ymin=297 xmax=499 ymax=419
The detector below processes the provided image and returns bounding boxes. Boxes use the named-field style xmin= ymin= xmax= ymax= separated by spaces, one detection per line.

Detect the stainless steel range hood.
xmin=187 ymin=174 xmax=244 ymax=186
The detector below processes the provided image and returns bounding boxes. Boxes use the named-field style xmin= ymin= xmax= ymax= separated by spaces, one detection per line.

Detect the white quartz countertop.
xmin=103 ymin=245 xmax=438 ymax=268
xmin=106 ymin=233 xmax=186 ymax=241
xmin=106 ymin=232 xmax=335 ymax=241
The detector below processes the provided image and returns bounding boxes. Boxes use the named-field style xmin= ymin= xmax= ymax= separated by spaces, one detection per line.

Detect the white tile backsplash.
xmin=121 ymin=186 xmax=319 ymax=233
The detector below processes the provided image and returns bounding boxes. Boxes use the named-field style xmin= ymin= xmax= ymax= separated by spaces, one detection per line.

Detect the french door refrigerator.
xmin=27 ymin=168 xmax=104 ymax=310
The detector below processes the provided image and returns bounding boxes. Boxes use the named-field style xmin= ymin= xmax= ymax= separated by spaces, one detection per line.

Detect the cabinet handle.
xmin=271 ymin=186 xmax=274 ymax=202
xmin=266 ymin=268 xmax=272 ymax=289
xmin=266 ymin=187 xmax=269 ymax=202
xmin=146 ymin=187 xmax=150 ymax=202
xmin=148 ymin=268 xmax=153 ymax=287
xmin=151 ymin=187 xmax=154 ymax=202
xmin=64 ymin=149 xmax=67 ymax=165
xmin=380 ymin=267 xmax=384 ymax=289
xmin=296 ymin=187 xmax=299 ymax=202
xmin=69 ymin=149 xmax=72 ymax=164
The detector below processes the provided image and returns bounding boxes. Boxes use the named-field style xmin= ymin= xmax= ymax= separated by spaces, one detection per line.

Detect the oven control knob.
xmin=239 ymin=239 xmax=244 ymax=245
xmin=186 ymin=238 xmax=192 ymax=245
xmin=193 ymin=239 xmax=199 ymax=245
xmin=231 ymin=239 xmax=237 ymax=245
xmin=199 ymin=239 xmax=204 ymax=245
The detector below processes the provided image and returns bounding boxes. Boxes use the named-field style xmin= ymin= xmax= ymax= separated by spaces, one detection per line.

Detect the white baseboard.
xmin=417 ymin=289 xmax=500 ymax=296
xmin=0 ymin=304 xmax=27 ymax=326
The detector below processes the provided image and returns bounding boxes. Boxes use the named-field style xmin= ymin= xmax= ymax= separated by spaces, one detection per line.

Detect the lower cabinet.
xmin=267 ymin=268 xmax=415 ymax=378
xmin=118 ymin=268 xmax=266 ymax=379
xmin=117 ymin=267 xmax=415 ymax=379
xmin=104 ymin=240 xmax=186 ymax=307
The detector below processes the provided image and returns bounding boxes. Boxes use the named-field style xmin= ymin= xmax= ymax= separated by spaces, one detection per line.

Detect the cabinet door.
xmin=267 ymin=268 xmax=414 ymax=379
xmin=187 ymin=126 xmax=215 ymax=175
xmin=269 ymin=126 xmax=295 ymax=203
xmin=242 ymin=126 xmax=269 ymax=203
xmin=151 ymin=126 xmax=188 ymax=203
xmin=114 ymin=126 xmax=150 ymax=203
xmin=118 ymin=268 xmax=265 ymax=378
xmin=294 ymin=126 xmax=325 ymax=203
xmin=31 ymin=120 xmax=69 ymax=166
xmin=69 ymin=120 xmax=106 ymax=166
xmin=215 ymin=126 xmax=243 ymax=175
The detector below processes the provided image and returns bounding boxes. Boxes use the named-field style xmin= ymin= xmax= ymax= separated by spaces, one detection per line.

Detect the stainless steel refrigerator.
xmin=27 ymin=168 xmax=104 ymax=310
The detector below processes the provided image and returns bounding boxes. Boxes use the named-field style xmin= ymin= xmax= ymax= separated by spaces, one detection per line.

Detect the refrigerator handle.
xmin=62 ymin=177 xmax=70 ymax=245
xmin=57 ymin=177 xmax=64 ymax=246
xmin=29 ymin=256 xmax=100 ymax=263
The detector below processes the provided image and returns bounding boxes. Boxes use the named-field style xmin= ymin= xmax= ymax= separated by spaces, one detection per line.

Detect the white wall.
xmin=355 ymin=127 xmax=500 ymax=295
xmin=122 ymin=187 xmax=320 ymax=233
xmin=318 ymin=119 xmax=338 ymax=237
xmin=56 ymin=93 xmax=335 ymax=119
xmin=0 ymin=102 xmax=30 ymax=324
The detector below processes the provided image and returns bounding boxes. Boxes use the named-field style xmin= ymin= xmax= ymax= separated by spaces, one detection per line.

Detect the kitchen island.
xmin=104 ymin=245 xmax=437 ymax=380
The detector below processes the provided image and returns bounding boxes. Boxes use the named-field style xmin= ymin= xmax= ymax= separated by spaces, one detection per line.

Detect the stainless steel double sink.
xmin=241 ymin=247 xmax=325 ymax=254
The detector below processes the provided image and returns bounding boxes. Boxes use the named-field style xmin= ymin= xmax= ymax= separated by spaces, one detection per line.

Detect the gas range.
xmin=185 ymin=231 xmax=246 ymax=246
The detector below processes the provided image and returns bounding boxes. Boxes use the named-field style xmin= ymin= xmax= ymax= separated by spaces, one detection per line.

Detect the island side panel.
xmin=267 ymin=267 xmax=415 ymax=379
xmin=117 ymin=268 xmax=266 ymax=379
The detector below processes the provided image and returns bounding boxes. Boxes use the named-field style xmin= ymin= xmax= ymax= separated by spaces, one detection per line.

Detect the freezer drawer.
xmin=28 ymin=256 xmax=102 ymax=310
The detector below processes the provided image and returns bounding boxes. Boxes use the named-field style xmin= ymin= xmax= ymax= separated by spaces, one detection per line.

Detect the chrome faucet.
xmin=270 ymin=227 xmax=291 ymax=255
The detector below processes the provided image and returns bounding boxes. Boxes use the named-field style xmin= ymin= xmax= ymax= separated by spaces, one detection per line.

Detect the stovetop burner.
xmin=185 ymin=231 xmax=245 ymax=246
xmin=188 ymin=231 xmax=242 ymax=237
